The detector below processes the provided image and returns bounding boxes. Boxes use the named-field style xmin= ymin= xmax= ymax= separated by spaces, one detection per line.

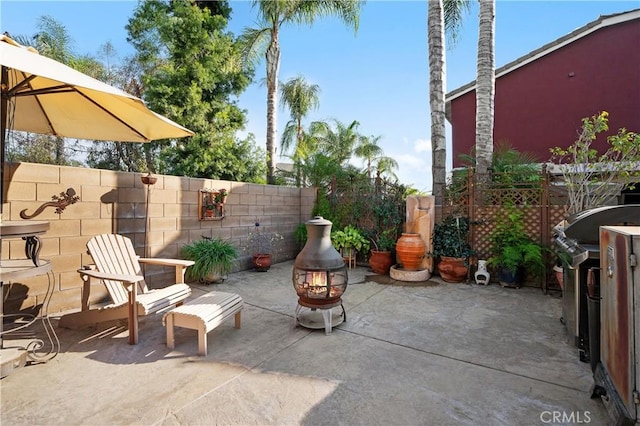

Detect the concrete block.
xmin=5 ymin=182 xmax=36 ymax=201
xmin=101 ymin=169 xmax=135 ymax=188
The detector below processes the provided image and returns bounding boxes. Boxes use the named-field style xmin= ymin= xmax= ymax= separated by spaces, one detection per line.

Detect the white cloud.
xmin=384 ymin=138 xmax=433 ymax=192
xmin=414 ymin=138 xmax=432 ymax=153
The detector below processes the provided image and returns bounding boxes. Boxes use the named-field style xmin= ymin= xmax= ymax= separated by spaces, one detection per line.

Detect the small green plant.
xmin=487 ymin=206 xmax=545 ymax=277
xmin=331 ymin=225 xmax=370 ymax=256
xmin=370 ymin=228 xmax=396 ymax=251
xmin=294 ymin=223 xmax=307 ymax=248
xmin=213 ymin=188 xmax=228 ymax=203
xmin=181 ymin=237 xmax=238 ymax=283
xmin=431 ymin=216 xmax=475 ymax=259
xmin=204 ymin=199 xmax=216 ymax=210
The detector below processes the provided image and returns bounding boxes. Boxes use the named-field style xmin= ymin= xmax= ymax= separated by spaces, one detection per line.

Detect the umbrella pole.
xmin=1 ymin=64 xmax=7 ymax=213
xmin=1 ymin=64 xmax=6 ymax=348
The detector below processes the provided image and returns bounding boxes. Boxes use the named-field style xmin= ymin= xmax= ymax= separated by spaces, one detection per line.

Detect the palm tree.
xmin=475 ymin=0 xmax=495 ymax=180
xmin=240 ymin=0 xmax=362 ymax=185
xmin=312 ymin=119 xmax=362 ymax=166
xmin=280 ymin=75 xmax=320 ymax=186
xmin=428 ymin=0 xmax=447 ymax=210
xmin=354 ymin=134 xmax=384 ymax=179
xmin=428 ymin=0 xmax=469 ymax=212
xmin=373 ymin=156 xmax=399 ymax=182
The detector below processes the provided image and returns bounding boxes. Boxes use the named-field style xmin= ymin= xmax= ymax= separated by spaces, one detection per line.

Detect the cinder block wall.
xmin=1 ymin=162 xmax=317 ymax=315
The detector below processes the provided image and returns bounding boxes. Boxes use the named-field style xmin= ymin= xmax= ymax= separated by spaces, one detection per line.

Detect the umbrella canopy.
xmin=0 ymin=34 xmax=194 ymax=142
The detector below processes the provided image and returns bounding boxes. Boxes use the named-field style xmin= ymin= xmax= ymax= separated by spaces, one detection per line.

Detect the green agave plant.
xmin=181 ymin=237 xmax=239 ymax=283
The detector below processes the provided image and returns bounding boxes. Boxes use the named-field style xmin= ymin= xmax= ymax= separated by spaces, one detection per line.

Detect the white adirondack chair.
xmin=59 ymin=234 xmax=193 ymax=344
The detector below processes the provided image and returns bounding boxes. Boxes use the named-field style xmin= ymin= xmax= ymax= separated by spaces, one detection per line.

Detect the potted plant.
xmin=180 ymin=236 xmax=238 ymax=284
xmin=203 ymin=199 xmax=217 ymax=217
xmin=487 ymin=206 xmax=546 ymax=288
xmin=331 ymin=225 xmax=370 ymax=267
xmin=431 ymin=215 xmax=476 ymax=283
xmin=246 ymin=221 xmax=284 ymax=271
xmin=366 ymin=228 xmax=396 ymax=274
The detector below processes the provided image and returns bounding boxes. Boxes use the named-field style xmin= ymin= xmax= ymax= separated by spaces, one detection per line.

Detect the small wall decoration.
xmin=199 ymin=188 xmax=227 ymax=221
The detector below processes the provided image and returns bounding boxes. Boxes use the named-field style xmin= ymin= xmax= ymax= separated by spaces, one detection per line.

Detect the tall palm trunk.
xmin=265 ymin=27 xmax=280 ymax=185
xmin=428 ymin=0 xmax=447 ymax=216
xmin=475 ymin=0 xmax=495 ymax=181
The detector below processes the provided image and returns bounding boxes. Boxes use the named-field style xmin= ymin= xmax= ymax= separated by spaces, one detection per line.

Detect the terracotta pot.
xmin=553 ymin=265 xmax=563 ymax=289
xmin=369 ymin=250 xmax=394 ymax=275
xmin=395 ymin=233 xmax=426 ymax=271
xmin=252 ymin=253 xmax=272 ymax=272
xmin=437 ymin=256 xmax=468 ymax=283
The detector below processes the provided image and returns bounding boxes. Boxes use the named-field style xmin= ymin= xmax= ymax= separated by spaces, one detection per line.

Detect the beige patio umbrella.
xmin=0 ymin=34 xmax=194 ymax=142
xmin=0 ymin=34 xmax=194 ymax=206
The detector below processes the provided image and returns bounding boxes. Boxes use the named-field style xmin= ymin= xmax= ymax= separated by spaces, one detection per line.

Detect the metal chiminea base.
xmin=294 ymin=300 xmax=345 ymax=335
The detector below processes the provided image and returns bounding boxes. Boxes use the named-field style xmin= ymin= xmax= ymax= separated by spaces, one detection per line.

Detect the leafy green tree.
xmin=127 ymin=0 xmax=262 ymax=180
xmin=240 ymin=0 xmax=363 ymax=185
xmin=550 ymin=111 xmax=640 ymax=215
xmin=86 ymin=48 xmax=158 ymax=172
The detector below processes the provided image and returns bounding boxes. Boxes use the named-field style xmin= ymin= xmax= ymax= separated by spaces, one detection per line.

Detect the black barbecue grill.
xmin=553 ymin=205 xmax=640 ymax=361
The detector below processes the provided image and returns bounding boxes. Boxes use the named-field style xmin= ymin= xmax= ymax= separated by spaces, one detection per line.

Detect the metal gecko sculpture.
xmin=20 ymin=187 xmax=80 ymax=219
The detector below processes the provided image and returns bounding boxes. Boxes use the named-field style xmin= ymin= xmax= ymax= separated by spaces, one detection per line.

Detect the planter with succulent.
xmin=213 ymin=188 xmax=228 ymax=204
xmin=487 ymin=206 xmax=546 ymax=288
xmin=331 ymin=225 xmax=370 ymax=268
xmin=246 ymin=221 xmax=284 ymax=271
xmin=431 ymin=215 xmax=476 ymax=283
xmin=200 ymin=188 xmax=228 ymax=220
xmin=368 ymin=229 xmax=396 ymax=275
xmin=180 ymin=236 xmax=238 ymax=284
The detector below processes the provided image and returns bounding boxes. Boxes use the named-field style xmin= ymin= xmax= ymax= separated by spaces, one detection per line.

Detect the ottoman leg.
xmin=234 ymin=310 xmax=242 ymax=329
xmin=198 ymin=323 xmax=207 ymax=356
xmin=166 ymin=314 xmax=175 ymax=350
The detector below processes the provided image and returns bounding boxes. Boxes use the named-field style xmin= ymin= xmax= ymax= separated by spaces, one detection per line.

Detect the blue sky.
xmin=1 ymin=0 xmax=637 ymax=192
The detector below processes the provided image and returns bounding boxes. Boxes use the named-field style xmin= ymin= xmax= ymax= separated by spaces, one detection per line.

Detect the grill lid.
xmin=554 ymin=205 xmax=640 ymax=267
xmin=563 ymin=204 xmax=640 ymax=243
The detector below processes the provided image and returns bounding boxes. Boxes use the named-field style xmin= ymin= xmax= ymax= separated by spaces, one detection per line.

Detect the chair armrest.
xmin=138 ymin=258 xmax=195 ymax=283
xmin=138 ymin=258 xmax=195 ymax=267
xmin=77 ymin=268 xmax=144 ymax=284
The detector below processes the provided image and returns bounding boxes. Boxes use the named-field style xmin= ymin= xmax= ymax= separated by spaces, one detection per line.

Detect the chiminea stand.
xmin=294 ymin=300 xmax=345 ymax=335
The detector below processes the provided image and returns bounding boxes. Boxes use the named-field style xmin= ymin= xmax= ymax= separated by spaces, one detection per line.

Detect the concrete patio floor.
xmin=1 ymin=261 xmax=608 ymax=425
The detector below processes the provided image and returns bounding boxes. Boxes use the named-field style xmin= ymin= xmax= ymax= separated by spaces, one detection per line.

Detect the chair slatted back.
xmin=87 ymin=234 xmax=149 ymax=306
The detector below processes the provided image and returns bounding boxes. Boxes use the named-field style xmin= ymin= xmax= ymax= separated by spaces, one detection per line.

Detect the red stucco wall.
xmin=449 ymin=18 xmax=640 ymax=168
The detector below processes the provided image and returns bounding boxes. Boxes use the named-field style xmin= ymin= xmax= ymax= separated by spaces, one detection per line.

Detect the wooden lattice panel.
xmin=439 ymin=169 xmax=572 ymax=290
xmin=471 ymin=207 xmax=497 ymax=260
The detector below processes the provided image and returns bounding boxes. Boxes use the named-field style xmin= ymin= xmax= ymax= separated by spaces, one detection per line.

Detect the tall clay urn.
xmin=395 ymin=233 xmax=426 ymax=271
